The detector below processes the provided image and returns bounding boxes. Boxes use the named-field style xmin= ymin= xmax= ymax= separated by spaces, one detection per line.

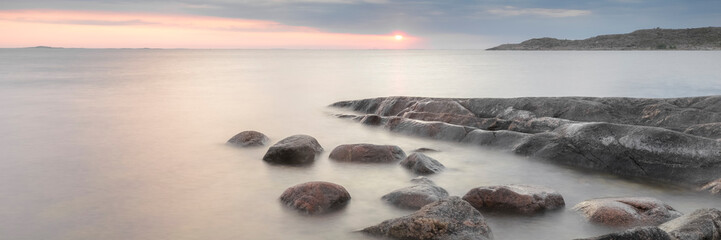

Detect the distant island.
xmin=488 ymin=27 xmax=721 ymax=50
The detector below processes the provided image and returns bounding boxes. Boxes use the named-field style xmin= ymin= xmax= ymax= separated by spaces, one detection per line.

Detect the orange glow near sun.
xmin=0 ymin=10 xmax=421 ymax=49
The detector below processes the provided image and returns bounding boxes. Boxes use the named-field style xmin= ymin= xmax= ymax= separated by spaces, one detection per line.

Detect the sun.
xmin=394 ymin=34 xmax=404 ymax=40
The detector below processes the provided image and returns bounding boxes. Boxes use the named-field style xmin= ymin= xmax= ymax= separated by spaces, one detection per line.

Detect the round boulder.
xmin=382 ymin=183 xmax=449 ymax=209
xmin=279 ymin=181 xmax=351 ymax=214
xmin=462 ymin=184 xmax=565 ymax=214
xmin=573 ymin=197 xmax=683 ymax=227
xmin=227 ymin=130 xmax=269 ymax=147
xmin=262 ymin=135 xmax=323 ymax=165
xmin=400 ymin=152 xmax=445 ymax=175
xmin=329 ymin=144 xmax=406 ymax=163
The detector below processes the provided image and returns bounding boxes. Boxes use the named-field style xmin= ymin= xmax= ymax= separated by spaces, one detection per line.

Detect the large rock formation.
xmin=279 ymin=181 xmax=351 ymax=214
xmin=573 ymin=197 xmax=683 ymax=227
xmin=330 ymin=96 xmax=721 ymax=186
xmin=329 ymin=144 xmax=406 ymax=163
xmin=361 ymin=196 xmax=493 ymax=240
xmin=462 ymin=184 xmax=565 ymax=214
xmin=488 ymin=27 xmax=721 ymax=50
xmin=262 ymin=135 xmax=323 ymax=165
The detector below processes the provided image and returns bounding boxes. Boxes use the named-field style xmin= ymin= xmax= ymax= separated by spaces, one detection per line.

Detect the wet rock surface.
xmin=382 ymin=180 xmax=449 ymax=210
xmin=262 ymin=135 xmax=323 ymax=165
xmin=573 ymin=197 xmax=683 ymax=227
xmin=329 ymin=144 xmax=406 ymax=163
xmin=400 ymin=152 xmax=445 ymax=175
xmin=362 ymin=196 xmax=493 ymax=240
xmin=659 ymin=208 xmax=721 ymax=240
xmin=227 ymin=130 xmax=269 ymax=147
xmin=279 ymin=181 xmax=350 ymax=214
xmin=462 ymin=184 xmax=565 ymax=214
xmin=330 ymin=96 xmax=721 ymax=185
xmin=700 ymin=178 xmax=721 ymax=195
xmin=576 ymin=226 xmax=672 ymax=240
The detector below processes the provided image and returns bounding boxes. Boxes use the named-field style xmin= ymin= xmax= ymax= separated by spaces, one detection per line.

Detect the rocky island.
xmin=488 ymin=27 xmax=721 ymax=50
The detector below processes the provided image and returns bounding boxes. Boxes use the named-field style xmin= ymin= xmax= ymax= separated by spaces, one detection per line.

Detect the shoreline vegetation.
xmin=488 ymin=27 xmax=721 ymax=50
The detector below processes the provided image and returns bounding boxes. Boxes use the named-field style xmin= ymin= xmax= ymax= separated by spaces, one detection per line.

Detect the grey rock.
xmin=462 ymin=184 xmax=565 ymax=214
xmin=227 ymin=130 xmax=269 ymax=147
xmin=685 ymin=122 xmax=721 ymax=140
xmin=411 ymin=176 xmax=436 ymax=185
xmin=262 ymin=135 xmax=323 ymax=165
xmin=382 ymin=184 xmax=449 ymax=209
xmin=400 ymin=153 xmax=445 ymax=175
xmin=331 ymin=96 xmax=721 ymax=185
xmin=329 ymin=144 xmax=406 ymax=163
xmin=361 ymin=196 xmax=493 ymax=240
xmin=659 ymin=208 xmax=721 ymax=240
xmin=279 ymin=181 xmax=350 ymax=214
xmin=575 ymin=226 xmax=671 ymax=240
xmin=573 ymin=197 xmax=683 ymax=227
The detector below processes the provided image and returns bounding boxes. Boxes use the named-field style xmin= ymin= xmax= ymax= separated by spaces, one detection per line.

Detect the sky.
xmin=1 ymin=0 xmax=720 ymax=49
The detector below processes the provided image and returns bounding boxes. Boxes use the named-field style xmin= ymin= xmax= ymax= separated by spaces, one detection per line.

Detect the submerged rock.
xmin=262 ymin=135 xmax=323 ymax=165
xmin=573 ymin=197 xmax=682 ymax=227
xmin=382 ymin=182 xmax=449 ymax=209
xmin=576 ymin=226 xmax=671 ymax=240
xmin=361 ymin=196 xmax=493 ymax=240
xmin=400 ymin=152 xmax=445 ymax=175
xmin=227 ymin=130 xmax=269 ymax=147
xmin=329 ymin=144 xmax=406 ymax=163
xmin=279 ymin=181 xmax=350 ymax=214
xmin=700 ymin=178 xmax=721 ymax=195
xmin=462 ymin=184 xmax=565 ymax=214
xmin=659 ymin=208 xmax=721 ymax=240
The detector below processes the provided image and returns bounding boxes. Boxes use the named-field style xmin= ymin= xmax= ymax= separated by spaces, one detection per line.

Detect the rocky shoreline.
xmin=226 ymin=95 xmax=721 ymax=239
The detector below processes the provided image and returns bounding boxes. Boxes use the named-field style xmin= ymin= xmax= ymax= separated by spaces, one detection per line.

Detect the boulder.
xmin=573 ymin=197 xmax=683 ymax=227
xmin=227 ymin=130 xmax=269 ymax=146
xmin=400 ymin=152 xmax=445 ymax=175
xmin=329 ymin=144 xmax=406 ymax=163
xmin=382 ymin=183 xmax=449 ymax=209
xmin=361 ymin=196 xmax=493 ymax=240
xmin=462 ymin=184 xmax=565 ymax=214
xmin=659 ymin=208 xmax=721 ymax=240
xmin=576 ymin=226 xmax=671 ymax=240
xmin=262 ymin=135 xmax=323 ymax=165
xmin=700 ymin=178 xmax=721 ymax=195
xmin=279 ymin=181 xmax=350 ymax=214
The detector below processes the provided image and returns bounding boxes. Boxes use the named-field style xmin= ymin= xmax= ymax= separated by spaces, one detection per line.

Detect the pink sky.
xmin=0 ymin=10 xmax=420 ymax=49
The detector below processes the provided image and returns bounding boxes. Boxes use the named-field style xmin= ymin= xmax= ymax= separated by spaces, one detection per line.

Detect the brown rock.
xmin=573 ymin=197 xmax=682 ymax=227
xmin=262 ymin=135 xmax=323 ymax=165
xmin=400 ymin=152 xmax=445 ymax=175
xmin=329 ymin=144 xmax=406 ymax=163
xmin=279 ymin=181 xmax=350 ymax=214
xmin=227 ymin=130 xmax=269 ymax=146
xmin=462 ymin=184 xmax=565 ymax=214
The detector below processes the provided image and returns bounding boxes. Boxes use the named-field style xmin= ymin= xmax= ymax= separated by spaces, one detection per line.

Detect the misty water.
xmin=1 ymin=49 xmax=721 ymax=240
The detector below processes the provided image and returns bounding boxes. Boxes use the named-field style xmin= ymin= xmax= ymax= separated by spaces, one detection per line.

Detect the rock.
xmin=576 ymin=226 xmax=671 ymax=240
xmin=400 ymin=152 xmax=445 ymax=175
xmin=227 ymin=130 xmax=269 ymax=146
xmin=331 ymin=96 xmax=721 ymax=185
xmin=659 ymin=208 xmax=721 ymax=240
xmin=382 ymin=183 xmax=449 ymax=210
xmin=411 ymin=176 xmax=436 ymax=185
xmin=279 ymin=181 xmax=350 ymax=214
xmin=329 ymin=144 xmax=406 ymax=163
xmin=262 ymin=135 xmax=323 ymax=165
xmin=573 ymin=197 xmax=683 ymax=227
xmin=700 ymin=178 xmax=721 ymax=195
xmin=361 ymin=196 xmax=493 ymax=240
xmin=684 ymin=122 xmax=721 ymax=139
xmin=360 ymin=114 xmax=383 ymax=125
xmin=413 ymin=147 xmax=439 ymax=153
xmin=462 ymin=184 xmax=565 ymax=214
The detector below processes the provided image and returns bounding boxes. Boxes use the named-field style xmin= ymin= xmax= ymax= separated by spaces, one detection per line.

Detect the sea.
xmin=1 ymin=49 xmax=720 ymax=240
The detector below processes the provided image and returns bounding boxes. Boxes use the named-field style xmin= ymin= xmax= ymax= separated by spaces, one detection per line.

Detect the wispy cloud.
xmin=487 ymin=6 xmax=591 ymax=18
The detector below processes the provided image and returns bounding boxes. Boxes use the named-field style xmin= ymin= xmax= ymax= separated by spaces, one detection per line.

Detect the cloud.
xmin=487 ymin=6 xmax=591 ymax=18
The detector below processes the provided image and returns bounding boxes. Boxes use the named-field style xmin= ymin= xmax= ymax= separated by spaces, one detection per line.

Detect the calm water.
xmin=1 ymin=49 xmax=720 ymax=240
